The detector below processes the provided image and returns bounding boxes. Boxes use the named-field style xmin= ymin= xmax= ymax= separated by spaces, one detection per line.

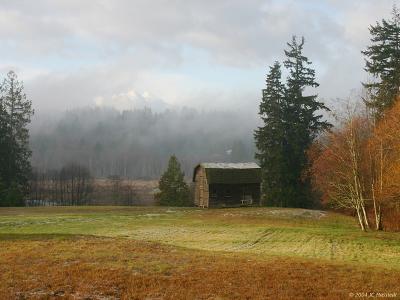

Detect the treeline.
xmin=256 ymin=7 xmax=400 ymax=231
xmin=311 ymin=100 xmax=400 ymax=231
xmin=30 ymin=107 xmax=257 ymax=179
xmin=29 ymin=163 xmax=153 ymax=206
xmin=29 ymin=163 xmax=93 ymax=206
xmin=311 ymin=8 xmax=400 ymax=231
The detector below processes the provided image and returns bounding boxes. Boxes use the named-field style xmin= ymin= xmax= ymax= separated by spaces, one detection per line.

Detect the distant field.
xmin=1 ymin=207 xmax=399 ymax=299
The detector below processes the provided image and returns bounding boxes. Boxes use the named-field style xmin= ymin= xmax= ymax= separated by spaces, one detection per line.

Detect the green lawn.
xmin=1 ymin=206 xmax=399 ymax=269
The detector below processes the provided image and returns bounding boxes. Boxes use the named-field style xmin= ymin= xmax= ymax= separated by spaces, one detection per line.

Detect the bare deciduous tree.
xmin=312 ymin=103 xmax=370 ymax=231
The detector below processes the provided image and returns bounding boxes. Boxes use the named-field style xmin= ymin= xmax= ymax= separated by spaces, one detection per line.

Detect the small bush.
xmin=0 ymin=182 xmax=25 ymax=207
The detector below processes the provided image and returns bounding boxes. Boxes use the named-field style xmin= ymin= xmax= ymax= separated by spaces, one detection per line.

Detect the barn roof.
xmin=200 ymin=162 xmax=260 ymax=169
xmin=193 ymin=162 xmax=261 ymax=184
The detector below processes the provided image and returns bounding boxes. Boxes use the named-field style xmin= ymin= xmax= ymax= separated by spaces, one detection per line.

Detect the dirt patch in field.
xmin=1 ymin=236 xmax=399 ymax=300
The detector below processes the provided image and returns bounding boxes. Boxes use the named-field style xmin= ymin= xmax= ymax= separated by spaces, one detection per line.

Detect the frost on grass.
xmin=267 ymin=209 xmax=327 ymax=219
xmin=222 ymin=208 xmax=326 ymax=220
xmin=141 ymin=213 xmax=164 ymax=217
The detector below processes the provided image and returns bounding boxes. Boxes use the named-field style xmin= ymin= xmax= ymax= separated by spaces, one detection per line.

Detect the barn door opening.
xmin=241 ymin=186 xmax=253 ymax=206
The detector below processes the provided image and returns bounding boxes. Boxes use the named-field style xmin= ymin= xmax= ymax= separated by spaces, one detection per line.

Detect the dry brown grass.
xmin=1 ymin=236 xmax=399 ymax=300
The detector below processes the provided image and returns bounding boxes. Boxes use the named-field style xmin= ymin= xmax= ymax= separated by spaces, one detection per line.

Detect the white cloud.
xmin=0 ymin=0 xmax=398 ymax=113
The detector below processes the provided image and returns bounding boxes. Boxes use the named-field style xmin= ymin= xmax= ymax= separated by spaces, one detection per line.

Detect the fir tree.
xmin=254 ymin=62 xmax=289 ymax=206
xmin=283 ymin=36 xmax=331 ymax=207
xmin=284 ymin=36 xmax=330 ymax=207
xmin=362 ymin=6 xmax=400 ymax=117
xmin=255 ymin=37 xmax=330 ymax=208
xmin=156 ymin=155 xmax=191 ymax=206
xmin=0 ymin=71 xmax=34 ymax=206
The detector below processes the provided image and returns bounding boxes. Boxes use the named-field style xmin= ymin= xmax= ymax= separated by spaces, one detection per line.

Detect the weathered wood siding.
xmin=194 ymin=166 xmax=209 ymax=207
xmin=208 ymin=183 xmax=260 ymax=207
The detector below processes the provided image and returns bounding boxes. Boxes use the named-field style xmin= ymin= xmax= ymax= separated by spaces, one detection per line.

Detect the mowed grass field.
xmin=1 ymin=207 xmax=399 ymax=299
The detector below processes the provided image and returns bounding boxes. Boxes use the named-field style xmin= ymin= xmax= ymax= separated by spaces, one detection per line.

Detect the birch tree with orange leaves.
xmin=368 ymin=98 xmax=400 ymax=229
xmin=312 ymin=111 xmax=371 ymax=231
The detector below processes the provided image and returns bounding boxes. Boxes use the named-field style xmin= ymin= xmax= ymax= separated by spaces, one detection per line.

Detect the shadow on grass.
xmin=0 ymin=233 xmax=94 ymax=241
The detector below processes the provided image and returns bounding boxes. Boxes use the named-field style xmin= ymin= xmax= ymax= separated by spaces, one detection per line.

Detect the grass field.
xmin=1 ymin=206 xmax=399 ymax=299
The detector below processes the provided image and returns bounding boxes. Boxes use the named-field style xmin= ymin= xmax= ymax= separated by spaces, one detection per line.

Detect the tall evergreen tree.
xmin=362 ymin=6 xmax=400 ymax=118
xmin=255 ymin=37 xmax=330 ymax=208
xmin=156 ymin=155 xmax=191 ymax=206
xmin=0 ymin=71 xmax=34 ymax=206
xmin=283 ymin=36 xmax=331 ymax=207
xmin=255 ymin=62 xmax=289 ymax=206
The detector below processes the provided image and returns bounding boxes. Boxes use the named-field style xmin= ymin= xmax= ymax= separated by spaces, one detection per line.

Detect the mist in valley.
xmin=29 ymin=106 xmax=259 ymax=179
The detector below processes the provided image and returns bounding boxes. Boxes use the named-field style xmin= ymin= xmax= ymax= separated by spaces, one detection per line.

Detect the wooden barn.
xmin=192 ymin=162 xmax=261 ymax=208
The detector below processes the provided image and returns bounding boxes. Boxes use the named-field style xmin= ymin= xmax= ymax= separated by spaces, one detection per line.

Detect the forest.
xmin=29 ymin=107 xmax=256 ymax=179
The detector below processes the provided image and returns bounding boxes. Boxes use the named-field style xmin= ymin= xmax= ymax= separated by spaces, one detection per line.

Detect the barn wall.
xmin=194 ymin=167 xmax=209 ymax=207
xmin=208 ymin=183 xmax=260 ymax=207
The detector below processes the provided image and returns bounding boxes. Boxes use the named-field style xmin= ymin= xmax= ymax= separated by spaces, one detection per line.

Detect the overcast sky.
xmin=0 ymin=0 xmax=398 ymax=113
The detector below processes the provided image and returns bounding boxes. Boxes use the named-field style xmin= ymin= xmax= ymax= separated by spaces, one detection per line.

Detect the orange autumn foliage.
xmin=311 ymin=99 xmax=400 ymax=231
xmin=368 ymin=99 xmax=400 ymax=230
xmin=311 ymin=117 xmax=370 ymax=202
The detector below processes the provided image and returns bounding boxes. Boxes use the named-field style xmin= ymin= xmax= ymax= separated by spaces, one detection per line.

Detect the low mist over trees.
xmin=30 ymin=107 xmax=257 ymax=179
xmin=0 ymin=71 xmax=34 ymax=206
